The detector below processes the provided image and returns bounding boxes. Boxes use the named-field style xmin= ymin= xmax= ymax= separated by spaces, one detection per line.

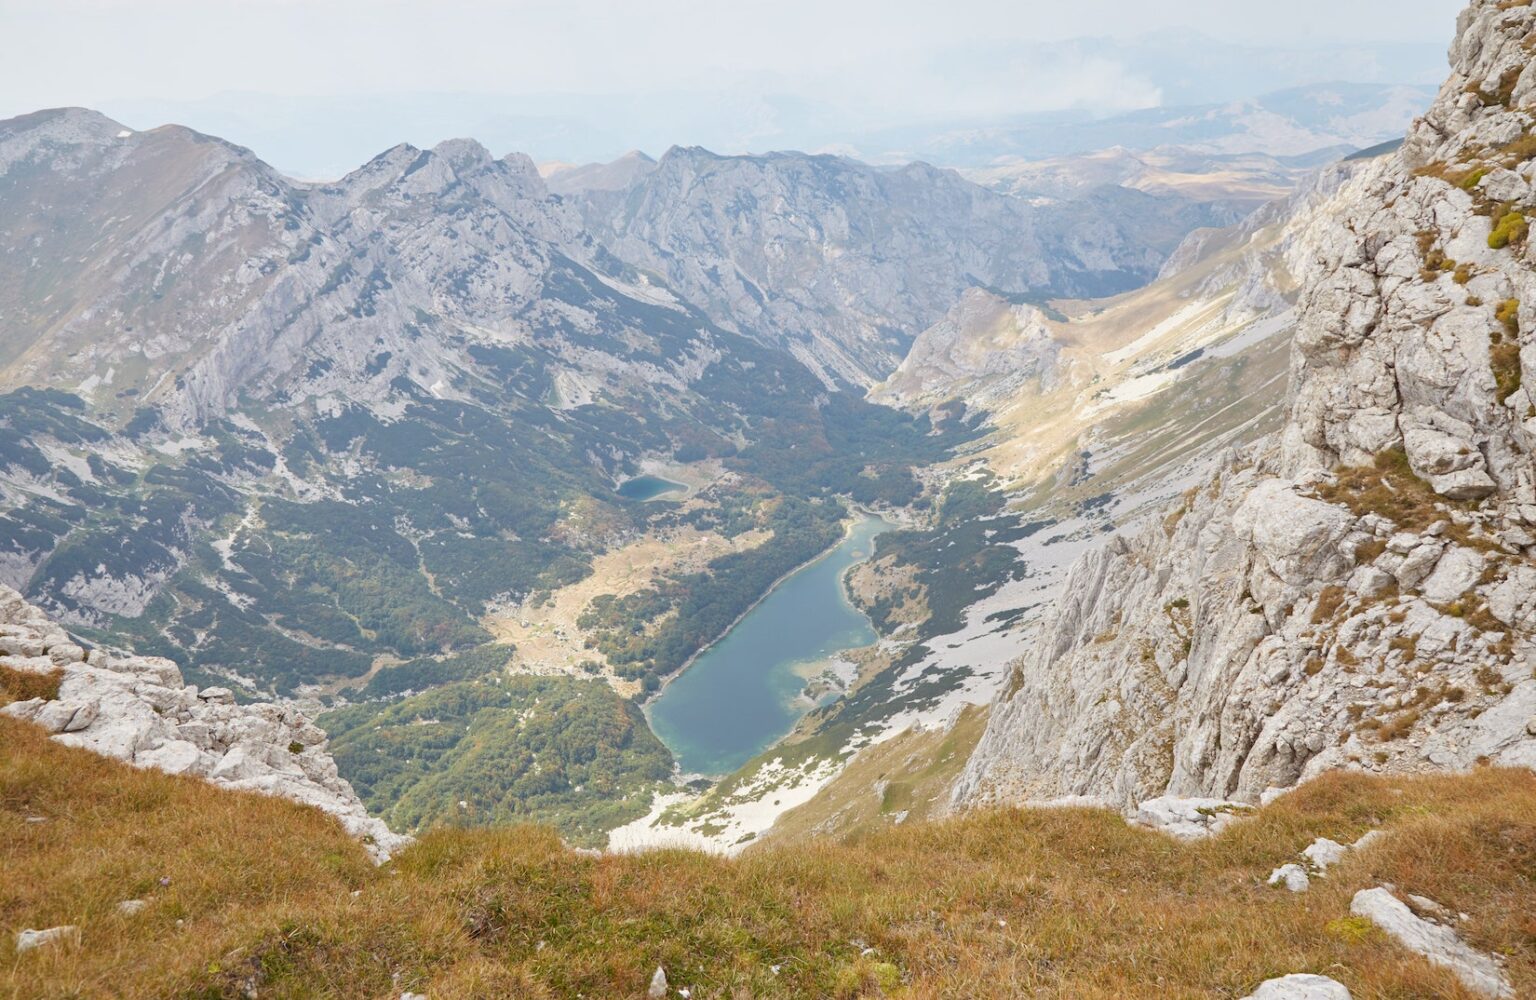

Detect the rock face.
xmin=0 ymin=585 xmax=408 ymax=860
xmin=873 ymin=288 xmax=1065 ymax=410
xmin=570 ymin=147 xmax=1228 ymax=385
xmin=956 ymin=0 xmax=1536 ymax=810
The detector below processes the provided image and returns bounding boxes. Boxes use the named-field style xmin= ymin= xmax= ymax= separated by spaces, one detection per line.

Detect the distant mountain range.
xmin=0 ymin=105 xmax=1219 ymax=697
xmin=91 ymin=79 xmax=1438 ymax=180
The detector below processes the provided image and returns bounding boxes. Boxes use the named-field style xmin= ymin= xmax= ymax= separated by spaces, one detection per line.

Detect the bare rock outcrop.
xmin=1351 ymin=887 xmax=1513 ymax=998
xmin=957 ymin=0 xmax=1536 ymax=811
xmin=0 ymin=585 xmax=407 ymax=860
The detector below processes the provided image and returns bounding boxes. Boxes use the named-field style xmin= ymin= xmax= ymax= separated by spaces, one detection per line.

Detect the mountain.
xmin=541 ymin=150 xmax=658 ymax=195
xmin=652 ymin=0 xmax=1536 ymax=853
xmin=566 ymin=146 xmax=1230 ymax=384
xmin=962 ymin=147 xmax=1321 ymax=219
xmin=0 ymin=109 xmax=984 ymax=710
xmin=956 ymin=0 xmax=1536 ymax=809
xmin=4 ymin=2 xmax=1536 ymax=996
xmin=0 ymin=97 xmax=1240 ymax=844
xmin=862 ymin=83 xmax=1439 ymax=168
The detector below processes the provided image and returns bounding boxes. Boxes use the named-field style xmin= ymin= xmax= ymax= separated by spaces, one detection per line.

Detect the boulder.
xmin=1351 ymin=888 xmax=1512 ymax=998
xmin=1133 ymin=797 xmax=1252 ymax=840
xmin=1232 ymin=481 xmax=1356 ymax=587
xmin=1403 ymin=424 xmax=1482 ymax=477
xmin=1241 ymin=974 xmax=1351 ymax=1000
xmin=15 ymin=926 xmax=79 ymax=953
xmin=1301 ymin=838 xmax=1349 ymax=871
xmin=1421 ymin=547 xmax=1484 ymax=603
xmin=136 ymin=740 xmax=208 ymax=776
xmin=46 ymin=642 xmax=85 ymax=666
xmin=1268 ymin=864 xmax=1310 ymax=892
xmin=198 ymin=686 xmax=236 ymax=705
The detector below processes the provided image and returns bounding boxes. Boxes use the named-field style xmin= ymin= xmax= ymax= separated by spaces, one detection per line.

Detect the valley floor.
xmin=3 ymin=714 xmax=1533 ymax=999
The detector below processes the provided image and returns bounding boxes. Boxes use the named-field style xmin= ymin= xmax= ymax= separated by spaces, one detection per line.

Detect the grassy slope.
xmin=758 ymin=704 xmax=990 ymax=845
xmin=3 ymin=715 xmax=1534 ymax=999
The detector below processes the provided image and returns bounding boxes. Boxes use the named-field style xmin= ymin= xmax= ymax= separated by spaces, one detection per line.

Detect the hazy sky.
xmin=0 ymin=0 xmax=1468 ymax=170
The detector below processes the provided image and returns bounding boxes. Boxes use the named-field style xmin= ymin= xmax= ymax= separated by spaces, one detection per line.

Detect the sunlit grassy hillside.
xmin=3 ymin=713 xmax=1533 ymax=998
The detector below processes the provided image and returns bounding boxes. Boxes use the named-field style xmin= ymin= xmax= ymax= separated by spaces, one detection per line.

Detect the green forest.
xmin=321 ymin=674 xmax=673 ymax=847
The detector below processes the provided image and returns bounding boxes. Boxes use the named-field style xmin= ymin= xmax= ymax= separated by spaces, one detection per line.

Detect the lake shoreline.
xmin=644 ymin=510 xmax=891 ymax=777
xmin=640 ymin=508 xmax=879 ymax=708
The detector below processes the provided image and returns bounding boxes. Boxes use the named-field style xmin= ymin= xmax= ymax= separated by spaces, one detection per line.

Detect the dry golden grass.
xmin=1314 ymin=449 xmax=1503 ymax=555
xmin=0 ymin=665 xmax=62 ymax=705
xmin=4 ymin=716 xmax=1536 ymax=998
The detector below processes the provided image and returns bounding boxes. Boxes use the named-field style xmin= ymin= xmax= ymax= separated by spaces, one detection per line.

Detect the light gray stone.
xmin=15 ymin=926 xmax=78 ymax=953
xmin=1351 ymin=888 xmax=1512 ymax=999
xmin=1242 ymin=974 xmax=1351 ymax=1000
xmin=1422 ymin=547 xmax=1485 ymax=603
xmin=1301 ymin=837 xmax=1348 ymax=871
xmin=0 ymin=584 xmax=408 ymax=862
xmin=1268 ymin=864 xmax=1310 ymax=892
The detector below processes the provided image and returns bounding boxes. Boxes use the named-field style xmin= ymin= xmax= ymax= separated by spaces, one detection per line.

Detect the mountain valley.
xmin=4 ymin=0 xmax=1536 ymax=996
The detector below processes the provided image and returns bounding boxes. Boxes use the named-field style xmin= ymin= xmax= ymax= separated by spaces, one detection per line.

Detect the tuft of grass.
xmin=1355 ymin=538 xmax=1388 ymax=564
xmin=0 ymin=665 xmax=62 ymax=705
xmin=1325 ymin=916 xmax=1380 ymax=945
xmin=1467 ymin=67 xmax=1523 ymax=108
xmin=1314 ymin=449 xmax=1502 ymax=553
xmin=1490 ymin=209 xmax=1530 ymax=251
xmin=1311 ymin=585 xmax=1349 ymax=625
xmin=4 ymin=718 xmax=1536 ymax=998
xmin=1492 ymin=299 xmax=1523 ymax=404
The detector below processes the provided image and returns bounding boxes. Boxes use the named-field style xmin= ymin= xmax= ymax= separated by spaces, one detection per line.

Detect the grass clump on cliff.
xmin=1489 ymin=208 xmax=1530 ymax=250
xmin=1315 ymin=449 xmax=1446 ymax=531
xmin=1492 ymin=299 xmax=1524 ymax=402
xmin=5 ymin=715 xmax=1536 ymax=998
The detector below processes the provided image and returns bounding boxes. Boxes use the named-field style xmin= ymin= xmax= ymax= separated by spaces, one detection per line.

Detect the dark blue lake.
xmin=618 ymin=475 xmax=686 ymax=501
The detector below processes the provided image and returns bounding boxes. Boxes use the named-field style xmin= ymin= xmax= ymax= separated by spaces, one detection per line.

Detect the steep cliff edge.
xmin=956 ymin=0 xmax=1536 ymax=811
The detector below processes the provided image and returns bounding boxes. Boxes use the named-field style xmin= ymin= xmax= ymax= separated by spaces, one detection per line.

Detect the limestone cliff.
xmin=956 ymin=0 xmax=1536 ymax=811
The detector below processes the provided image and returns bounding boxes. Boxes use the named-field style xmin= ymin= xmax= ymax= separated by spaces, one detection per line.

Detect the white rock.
xmin=648 ymin=966 xmax=668 ymax=999
xmin=116 ymin=899 xmax=147 ymax=916
xmin=1134 ymin=797 xmax=1251 ymax=840
xmin=1347 ymin=566 xmax=1394 ymax=597
xmin=15 ymin=925 xmax=79 ymax=953
xmin=136 ymin=739 xmax=208 ymax=776
xmin=1421 ymin=547 xmax=1484 ymax=604
xmin=1301 ymin=837 xmax=1349 ymax=871
xmin=1351 ymin=888 xmax=1512 ymax=998
xmin=32 ymin=699 xmax=96 ymax=734
xmin=46 ymin=642 xmax=85 ymax=666
xmin=1232 ymin=480 xmax=1356 ymax=587
xmin=1241 ymin=974 xmax=1352 ymax=1000
xmin=1268 ymin=864 xmax=1310 ymax=892
xmin=0 ymin=584 xmax=408 ymax=862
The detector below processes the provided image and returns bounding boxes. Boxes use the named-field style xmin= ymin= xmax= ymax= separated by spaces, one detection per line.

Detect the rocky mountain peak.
xmin=0 ymin=106 xmax=128 ymax=145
